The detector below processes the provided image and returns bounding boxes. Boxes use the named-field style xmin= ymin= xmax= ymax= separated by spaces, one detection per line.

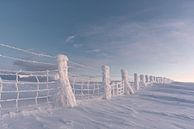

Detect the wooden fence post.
xmin=102 ymin=65 xmax=111 ymax=99
xmin=121 ymin=69 xmax=134 ymax=94
xmin=57 ymin=54 xmax=77 ymax=107
xmin=134 ymin=73 xmax=139 ymax=90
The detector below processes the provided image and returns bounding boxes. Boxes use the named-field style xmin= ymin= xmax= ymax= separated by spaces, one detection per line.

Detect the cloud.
xmin=79 ymin=18 xmax=194 ymax=65
xmin=73 ymin=43 xmax=83 ymax=48
xmin=65 ymin=35 xmax=76 ymax=44
xmin=85 ymin=49 xmax=110 ymax=58
xmin=86 ymin=49 xmax=101 ymax=53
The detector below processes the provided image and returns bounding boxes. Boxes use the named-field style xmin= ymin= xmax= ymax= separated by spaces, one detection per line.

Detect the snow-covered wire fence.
xmin=70 ymin=75 xmax=103 ymax=100
xmin=0 ymin=70 xmax=58 ymax=114
xmin=0 ymin=44 xmax=173 ymax=115
xmin=111 ymin=81 xmax=125 ymax=96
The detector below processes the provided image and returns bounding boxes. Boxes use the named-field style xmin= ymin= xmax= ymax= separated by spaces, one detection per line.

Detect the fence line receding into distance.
xmin=0 ymin=44 xmax=173 ymax=115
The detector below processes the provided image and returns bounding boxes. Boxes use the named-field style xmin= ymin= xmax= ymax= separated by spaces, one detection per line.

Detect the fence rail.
xmin=0 ymin=70 xmax=59 ymax=114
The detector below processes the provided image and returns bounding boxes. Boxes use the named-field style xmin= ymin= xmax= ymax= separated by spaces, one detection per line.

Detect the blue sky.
xmin=0 ymin=0 xmax=194 ymax=81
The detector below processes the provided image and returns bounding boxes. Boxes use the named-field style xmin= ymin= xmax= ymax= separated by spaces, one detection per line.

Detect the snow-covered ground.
xmin=1 ymin=82 xmax=194 ymax=129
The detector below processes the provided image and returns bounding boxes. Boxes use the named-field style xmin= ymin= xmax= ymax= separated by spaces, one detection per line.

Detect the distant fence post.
xmin=149 ymin=76 xmax=153 ymax=83
xmin=140 ymin=74 xmax=145 ymax=87
xmin=134 ymin=73 xmax=139 ymax=90
xmin=156 ymin=77 xmax=159 ymax=83
xmin=145 ymin=75 xmax=149 ymax=84
xmin=121 ymin=69 xmax=134 ymax=94
xmin=102 ymin=65 xmax=111 ymax=99
xmin=153 ymin=76 xmax=156 ymax=83
xmin=57 ymin=54 xmax=77 ymax=107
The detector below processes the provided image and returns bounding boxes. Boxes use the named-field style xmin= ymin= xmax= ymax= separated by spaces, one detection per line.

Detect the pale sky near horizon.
xmin=0 ymin=0 xmax=194 ymax=82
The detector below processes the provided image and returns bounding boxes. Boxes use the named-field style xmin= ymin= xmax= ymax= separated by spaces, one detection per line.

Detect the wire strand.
xmin=0 ymin=54 xmax=56 ymax=66
xmin=0 ymin=43 xmax=100 ymax=72
xmin=0 ymin=43 xmax=56 ymax=58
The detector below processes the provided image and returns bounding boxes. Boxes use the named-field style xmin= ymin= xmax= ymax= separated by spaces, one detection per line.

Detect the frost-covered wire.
xmin=69 ymin=60 xmax=99 ymax=70
xmin=0 ymin=54 xmax=56 ymax=66
xmin=0 ymin=69 xmax=58 ymax=74
xmin=0 ymin=43 xmax=100 ymax=72
xmin=0 ymin=43 xmax=56 ymax=58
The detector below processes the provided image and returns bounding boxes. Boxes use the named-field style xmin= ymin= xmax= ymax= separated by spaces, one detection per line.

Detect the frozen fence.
xmin=0 ymin=55 xmax=173 ymax=115
xmin=111 ymin=81 xmax=124 ymax=96
xmin=70 ymin=75 xmax=104 ymax=99
xmin=0 ymin=70 xmax=58 ymax=114
xmin=0 ymin=44 xmax=173 ymax=115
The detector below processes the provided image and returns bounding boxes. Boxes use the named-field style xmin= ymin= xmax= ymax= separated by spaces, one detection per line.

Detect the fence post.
xmin=149 ymin=76 xmax=152 ymax=83
xmin=134 ymin=73 xmax=139 ymax=91
xmin=121 ymin=69 xmax=134 ymax=94
xmin=156 ymin=77 xmax=159 ymax=83
xmin=153 ymin=76 xmax=156 ymax=83
xmin=145 ymin=75 xmax=148 ymax=86
xmin=102 ymin=65 xmax=111 ymax=99
xmin=57 ymin=54 xmax=77 ymax=107
xmin=140 ymin=74 xmax=145 ymax=87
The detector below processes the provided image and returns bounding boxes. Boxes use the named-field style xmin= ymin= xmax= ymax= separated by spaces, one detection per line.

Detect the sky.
xmin=0 ymin=0 xmax=194 ymax=82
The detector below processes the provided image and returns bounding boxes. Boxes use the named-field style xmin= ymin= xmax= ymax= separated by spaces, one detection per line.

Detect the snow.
xmin=1 ymin=82 xmax=194 ymax=129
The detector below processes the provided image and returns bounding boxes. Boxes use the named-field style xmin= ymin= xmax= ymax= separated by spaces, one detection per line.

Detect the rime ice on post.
xmin=145 ymin=75 xmax=148 ymax=83
xmin=121 ymin=69 xmax=134 ymax=94
xmin=134 ymin=73 xmax=139 ymax=91
xmin=153 ymin=76 xmax=156 ymax=83
xmin=140 ymin=74 xmax=145 ymax=87
xmin=102 ymin=65 xmax=111 ymax=99
xmin=149 ymin=76 xmax=153 ymax=83
xmin=57 ymin=54 xmax=77 ymax=107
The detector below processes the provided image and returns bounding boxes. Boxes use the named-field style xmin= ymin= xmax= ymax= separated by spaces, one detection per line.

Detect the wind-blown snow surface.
xmin=1 ymin=82 xmax=194 ymax=129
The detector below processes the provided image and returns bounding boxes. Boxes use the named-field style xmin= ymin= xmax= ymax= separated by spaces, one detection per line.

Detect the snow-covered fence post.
xmin=134 ymin=73 xmax=139 ymax=91
xmin=145 ymin=75 xmax=149 ymax=86
xmin=57 ymin=54 xmax=77 ymax=107
xmin=159 ymin=77 xmax=161 ymax=83
xmin=156 ymin=77 xmax=158 ymax=83
xmin=140 ymin=74 xmax=145 ymax=87
xmin=153 ymin=76 xmax=156 ymax=83
xmin=121 ymin=69 xmax=134 ymax=94
xmin=149 ymin=76 xmax=153 ymax=83
xmin=102 ymin=65 xmax=111 ymax=99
